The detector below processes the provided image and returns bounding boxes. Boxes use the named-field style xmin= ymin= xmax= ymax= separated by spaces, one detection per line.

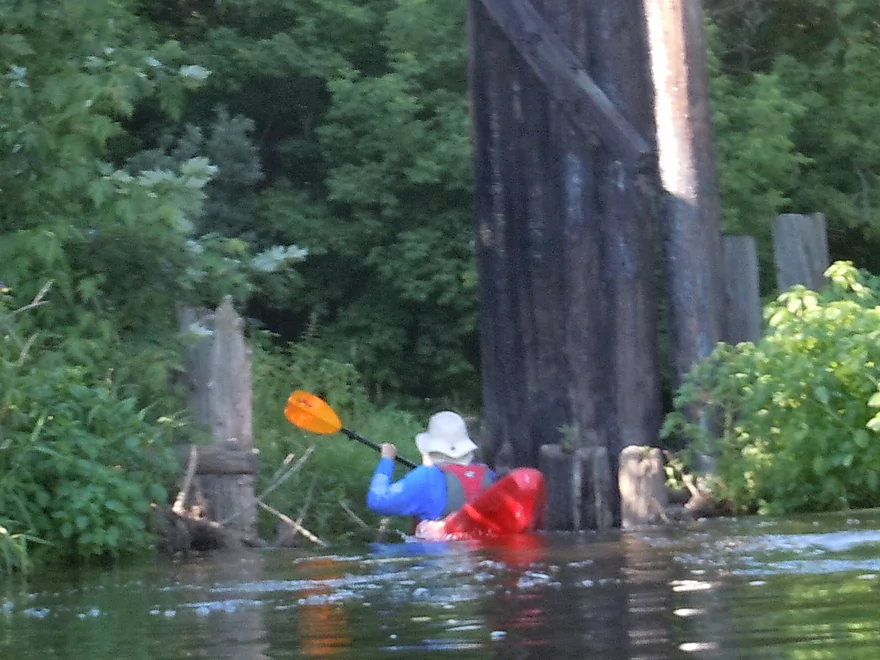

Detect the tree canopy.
xmin=3 ymin=0 xmax=879 ymax=409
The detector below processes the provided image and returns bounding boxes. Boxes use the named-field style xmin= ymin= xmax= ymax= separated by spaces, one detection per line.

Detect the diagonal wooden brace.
xmin=476 ymin=0 xmax=652 ymax=164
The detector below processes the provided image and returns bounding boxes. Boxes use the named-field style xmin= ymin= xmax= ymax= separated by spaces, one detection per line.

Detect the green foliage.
xmin=707 ymin=0 xmax=880 ymax=276
xmin=0 ymin=286 xmax=181 ymax=566
xmin=0 ymin=0 xmax=228 ymax=346
xmin=0 ymin=3 xmax=284 ymax=568
xmin=0 ymin=520 xmax=41 ymax=576
xmin=662 ymin=261 xmax=880 ymax=514
xmin=291 ymin=0 xmax=479 ymax=401
xmin=0 ymin=0 xmax=306 ymax=351
xmin=119 ymin=110 xmax=309 ymax=311
xmin=772 ymin=0 xmax=880 ymax=254
xmin=707 ymin=21 xmax=808 ymax=287
xmin=137 ymin=0 xmax=481 ymax=404
xmin=7 ymin=368 xmax=179 ymax=560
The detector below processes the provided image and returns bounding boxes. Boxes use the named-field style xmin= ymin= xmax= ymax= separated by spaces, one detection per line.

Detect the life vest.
xmin=439 ymin=463 xmax=493 ymax=516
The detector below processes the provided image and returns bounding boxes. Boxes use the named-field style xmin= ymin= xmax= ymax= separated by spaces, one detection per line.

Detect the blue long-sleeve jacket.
xmin=367 ymin=458 xmax=447 ymax=521
xmin=366 ymin=458 xmax=496 ymax=522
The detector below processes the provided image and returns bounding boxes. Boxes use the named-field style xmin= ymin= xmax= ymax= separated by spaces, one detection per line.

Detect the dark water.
xmin=3 ymin=511 xmax=880 ymax=659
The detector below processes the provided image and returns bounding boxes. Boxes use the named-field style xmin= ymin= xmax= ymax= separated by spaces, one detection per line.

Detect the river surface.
xmin=3 ymin=510 xmax=880 ymax=659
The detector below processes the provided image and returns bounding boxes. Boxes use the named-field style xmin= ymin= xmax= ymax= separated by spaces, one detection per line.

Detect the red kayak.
xmin=416 ymin=467 xmax=546 ymax=541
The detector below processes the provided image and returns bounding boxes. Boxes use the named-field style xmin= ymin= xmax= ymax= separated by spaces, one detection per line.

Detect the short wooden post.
xmin=581 ymin=446 xmax=614 ymax=531
xmin=539 ymin=444 xmax=614 ymax=531
xmin=722 ymin=235 xmax=761 ymax=344
xmin=618 ymin=446 xmax=667 ymax=528
xmin=773 ymin=213 xmax=830 ymax=292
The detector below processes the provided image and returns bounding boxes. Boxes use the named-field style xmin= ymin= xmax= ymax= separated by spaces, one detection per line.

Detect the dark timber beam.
xmin=477 ymin=0 xmax=652 ymax=164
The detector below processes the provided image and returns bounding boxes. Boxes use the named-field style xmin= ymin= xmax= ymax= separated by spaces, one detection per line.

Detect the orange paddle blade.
xmin=285 ymin=390 xmax=343 ymax=434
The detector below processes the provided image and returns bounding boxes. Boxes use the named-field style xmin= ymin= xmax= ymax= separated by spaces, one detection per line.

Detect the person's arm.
xmin=367 ymin=460 xmax=431 ymax=517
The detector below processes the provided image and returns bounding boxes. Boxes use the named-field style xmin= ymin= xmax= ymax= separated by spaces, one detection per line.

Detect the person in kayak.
xmin=367 ymin=411 xmax=495 ymax=534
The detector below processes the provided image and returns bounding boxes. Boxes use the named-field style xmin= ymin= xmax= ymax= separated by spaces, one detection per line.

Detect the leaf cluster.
xmin=133 ymin=0 xmax=481 ymax=404
xmin=662 ymin=261 xmax=880 ymax=514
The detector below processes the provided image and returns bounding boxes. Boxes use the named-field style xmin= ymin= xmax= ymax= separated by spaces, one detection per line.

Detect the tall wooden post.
xmin=644 ymin=0 xmax=724 ymax=385
xmin=180 ymin=296 xmax=258 ymax=544
xmin=773 ymin=213 xmax=830 ymax=292
xmin=722 ymin=236 xmax=761 ymax=344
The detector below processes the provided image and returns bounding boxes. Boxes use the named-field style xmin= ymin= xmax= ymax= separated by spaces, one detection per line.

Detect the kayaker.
xmin=366 ymin=411 xmax=495 ymax=537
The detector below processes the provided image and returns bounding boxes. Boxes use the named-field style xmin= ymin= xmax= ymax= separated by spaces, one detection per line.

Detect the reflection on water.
xmin=297 ymin=558 xmax=351 ymax=658
xmin=2 ymin=510 xmax=880 ymax=658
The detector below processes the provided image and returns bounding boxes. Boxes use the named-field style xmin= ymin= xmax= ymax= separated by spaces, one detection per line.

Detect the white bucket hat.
xmin=415 ymin=411 xmax=478 ymax=459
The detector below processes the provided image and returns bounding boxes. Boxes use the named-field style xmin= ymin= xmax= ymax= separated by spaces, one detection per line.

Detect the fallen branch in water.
xmin=339 ymin=499 xmax=370 ymax=529
xmin=259 ymin=500 xmax=326 ymax=547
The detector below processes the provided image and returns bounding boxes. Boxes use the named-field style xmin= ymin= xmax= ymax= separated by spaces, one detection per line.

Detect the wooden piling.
xmin=722 ymin=235 xmax=762 ymax=344
xmin=773 ymin=213 xmax=830 ymax=292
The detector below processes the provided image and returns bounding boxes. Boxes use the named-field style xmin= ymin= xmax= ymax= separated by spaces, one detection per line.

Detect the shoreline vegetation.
xmin=6 ymin=0 xmax=880 ymax=572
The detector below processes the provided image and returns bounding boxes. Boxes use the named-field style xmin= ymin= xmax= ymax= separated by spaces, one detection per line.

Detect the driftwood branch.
xmin=339 ymin=499 xmax=407 ymax=542
xmin=296 ymin=476 xmax=317 ymax=527
xmin=218 ymin=447 xmax=314 ymax=527
xmin=173 ymin=445 xmax=199 ymax=516
xmin=1 ymin=280 xmax=52 ymax=359
xmin=339 ymin=499 xmax=371 ymax=530
xmin=258 ymin=501 xmax=326 ymax=547
xmin=5 ymin=280 xmax=52 ymax=318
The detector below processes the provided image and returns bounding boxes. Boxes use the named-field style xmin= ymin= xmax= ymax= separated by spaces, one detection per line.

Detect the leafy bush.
xmin=662 ymin=261 xmax=880 ymax=514
xmin=9 ymin=366 xmax=179 ymax=560
xmin=1 ymin=287 xmax=180 ymax=565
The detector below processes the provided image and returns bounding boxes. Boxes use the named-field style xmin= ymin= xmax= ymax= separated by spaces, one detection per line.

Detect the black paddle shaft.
xmin=341 ymin=428 xmax=418 ymax=469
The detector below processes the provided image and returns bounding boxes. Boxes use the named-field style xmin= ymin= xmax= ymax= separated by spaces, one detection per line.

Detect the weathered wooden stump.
xmin=539 ymin=444 xmax=614 ymax=532
xmin=773 ymin=213 xmax=830 ymax=292
xmin=618 ymin=445 xmax=668 ymax=528
xmin=174 ymin=296 xmax=258 ymax=548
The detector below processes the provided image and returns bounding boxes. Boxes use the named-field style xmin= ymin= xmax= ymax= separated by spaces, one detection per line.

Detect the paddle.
xmin=284 ymin=390 xmax=418 ymax=469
